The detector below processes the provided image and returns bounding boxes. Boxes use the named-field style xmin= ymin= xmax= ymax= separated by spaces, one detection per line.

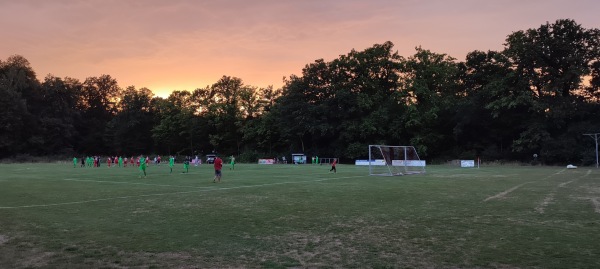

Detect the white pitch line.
xmin=536 ymin=169 xmax=594 ymax=214
xmin=0 ymin=175 xmax=364 ymax=209
xmin=484 ymin=169 xmax=568 ymax=202
xmin=0 ymin=190 xmax=201 ymax=209
xmin=62 ymin=178 xmax=214 ymax=189
xmin=484 ymin=182 xmax=530 ymax=202
xmin=558 ymin=169 xmax=591 ymax=187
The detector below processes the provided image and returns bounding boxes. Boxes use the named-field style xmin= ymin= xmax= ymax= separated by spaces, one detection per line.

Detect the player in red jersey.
xmin=213 ymin=156 xmax=223 ymax=183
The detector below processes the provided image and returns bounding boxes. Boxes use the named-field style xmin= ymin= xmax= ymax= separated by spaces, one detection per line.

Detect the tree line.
xmin=1 ymin=19 xmax=599 ymax=165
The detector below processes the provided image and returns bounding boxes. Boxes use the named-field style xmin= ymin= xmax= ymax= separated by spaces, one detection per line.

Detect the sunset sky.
xmin=1 ymin=0 xmax=599 ymax=97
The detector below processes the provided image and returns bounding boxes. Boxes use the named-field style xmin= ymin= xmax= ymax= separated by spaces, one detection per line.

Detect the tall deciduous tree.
xmin=503 ymin=19 xmax=600 ymax=162
xmin=0 ymin=55 xmax=38 ymax=157
xmin=456 ymin=50 xmax=526 ymax=159
xmin=238 ymin=86 xmax=284 ymax=159
xmin=78 ymin=74 xmax=122 ymax=154
xmin=105 ymin=86 xmax=155 ymax=155
xmin=274 ymin=42 xmax=405 ymax=159
xmin=35 ymin=75 xmax=82 ymax=155
xmin=203 ymin=76 xmax=247 ymax=154
xmin=152 ymin=91 xmax=194 ymax=155
xmin=400 ymin=47 xmax=460 ymax=157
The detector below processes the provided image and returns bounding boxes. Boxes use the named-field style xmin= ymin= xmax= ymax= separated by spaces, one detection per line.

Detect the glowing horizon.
xmin=1 ymin=0 xmax=598 ymax=98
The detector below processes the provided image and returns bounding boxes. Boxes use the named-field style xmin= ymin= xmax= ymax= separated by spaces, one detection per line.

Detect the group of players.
xmin=74 ymin=155 xmax=160 ymax=168
xmin=72 ymin=155 xmax=232 ymax=182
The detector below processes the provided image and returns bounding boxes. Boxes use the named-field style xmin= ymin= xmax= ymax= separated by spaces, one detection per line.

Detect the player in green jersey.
xmin=169 ymin=156 xmax=175 ymax=173
xmin=183 ymin=156 xmax=190 ymax=173
xmin=139 ymin=156 xmax=147 ymax=178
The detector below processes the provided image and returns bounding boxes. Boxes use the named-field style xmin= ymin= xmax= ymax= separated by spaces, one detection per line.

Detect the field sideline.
xmin=1 ymin=163 xmax=599 ymax=268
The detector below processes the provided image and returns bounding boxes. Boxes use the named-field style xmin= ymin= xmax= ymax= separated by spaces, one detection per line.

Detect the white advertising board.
xmin=258 ymin=159 xmax=275 ymax=164
xmin=392 ymin=160 xmax=426 ymax=167
xmin=355 ymin=160 xmax=386 ymax=166
xmin=460 ymin=160 xmax=475 ymax=167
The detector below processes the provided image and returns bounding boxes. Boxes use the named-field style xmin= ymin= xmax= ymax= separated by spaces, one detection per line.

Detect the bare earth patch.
xmin=248 ymin=219 xmax=438 ymax=268
xmin=535 ymin=193 xmax=555 ymax=213
xmin=571 ymin=196 xmax=600 ymax=214
xmin=592 ymin=198 xmax=600 ymax=214
xmin=0 ymin=234 xmax=8 ymax=245
xmin=584 ymin=187 xmax=600 ymax=194
xmin=19 ymin=251 xmax=55 ymax=268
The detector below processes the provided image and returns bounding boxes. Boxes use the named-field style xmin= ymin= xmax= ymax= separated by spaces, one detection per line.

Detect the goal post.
xmin=368 ymin=145 xmax=426 ymax=176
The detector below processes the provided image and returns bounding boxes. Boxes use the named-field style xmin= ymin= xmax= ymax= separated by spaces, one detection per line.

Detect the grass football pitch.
xmin=1 ymin=163 xmax=599 ymax=268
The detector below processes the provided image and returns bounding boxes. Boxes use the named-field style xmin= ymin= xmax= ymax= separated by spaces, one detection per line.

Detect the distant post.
xmin=584 ymin=133 xmax=600 ymax=168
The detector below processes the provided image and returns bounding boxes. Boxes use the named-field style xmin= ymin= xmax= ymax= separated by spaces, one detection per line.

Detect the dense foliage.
xmin=1 ymin=19 xmax=599 ymax=164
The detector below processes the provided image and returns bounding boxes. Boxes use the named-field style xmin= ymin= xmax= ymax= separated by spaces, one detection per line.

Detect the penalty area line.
xmin=62 ymin=178 xmax=214 ymax=189
xmin=558 ymin=169 xmax=592 ymax=187
xmin=484 ymin=182 xmax=530 ymax=202
xmin=0 ymin=175 xmax=363 ymax=209
xmin=484 ymin=168 xmax=567 ymax=202
xmin=536 ymin=169 xmax=593 ymax=214
xmin=0 ymin=190 xmax=202 ymax=209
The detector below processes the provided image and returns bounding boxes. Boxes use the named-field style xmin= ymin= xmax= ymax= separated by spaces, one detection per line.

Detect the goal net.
xmin=368 ymin=145 xmax=426 ymax=176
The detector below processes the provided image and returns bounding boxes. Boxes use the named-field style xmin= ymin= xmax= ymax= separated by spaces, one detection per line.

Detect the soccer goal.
xmin=368 ymin=145 xmax=426 ymax=176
